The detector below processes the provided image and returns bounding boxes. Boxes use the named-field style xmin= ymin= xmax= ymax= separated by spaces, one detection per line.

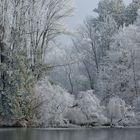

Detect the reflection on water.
xmin=0 ymin=128 xmax=140 ymax=140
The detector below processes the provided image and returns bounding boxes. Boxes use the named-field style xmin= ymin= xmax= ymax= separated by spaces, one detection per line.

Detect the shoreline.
xmin=1 ymin=125 xmax=140 ymax=129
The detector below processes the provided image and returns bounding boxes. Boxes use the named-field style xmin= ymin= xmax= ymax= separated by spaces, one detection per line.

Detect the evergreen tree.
xmin=125 ymin=0 xmax=140 ymax=26
xmin=94 ymin=0 xmax=125 ymax=27
xmin=0 ymin=29 xmax=34 ymax=122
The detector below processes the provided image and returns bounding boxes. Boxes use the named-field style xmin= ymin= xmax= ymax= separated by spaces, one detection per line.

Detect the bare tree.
xmin=78 ymin=17 xmax=100 ymax=73
xmin=0 ymin=0 xmax=74 ymax=80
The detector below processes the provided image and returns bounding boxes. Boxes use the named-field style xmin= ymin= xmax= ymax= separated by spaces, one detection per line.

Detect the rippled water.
xmin=0 ymin=128 xmax=140 ymax=140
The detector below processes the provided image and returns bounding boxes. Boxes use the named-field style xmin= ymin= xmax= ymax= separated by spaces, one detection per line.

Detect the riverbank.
xmin=0 ymin=120 xmax=139 ymax=129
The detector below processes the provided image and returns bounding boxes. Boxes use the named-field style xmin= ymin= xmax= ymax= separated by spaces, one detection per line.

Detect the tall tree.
xmin=0 ymin=0 xmax=74 ymax=122
xmin=125 ymin=0 xmax=140 ymax=26
xmin=94 ymin=0 xmax=125 ymax=26
xmin=98 ymin=12 xmax=140 ymax=104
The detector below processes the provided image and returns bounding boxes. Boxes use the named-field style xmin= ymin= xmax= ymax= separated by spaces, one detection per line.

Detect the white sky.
xmin=68 ymin=0 xmax=132 ymax=29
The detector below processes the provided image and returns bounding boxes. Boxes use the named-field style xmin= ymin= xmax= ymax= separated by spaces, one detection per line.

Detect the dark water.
xmin=0 ymin=128 xmax=140 ymax=140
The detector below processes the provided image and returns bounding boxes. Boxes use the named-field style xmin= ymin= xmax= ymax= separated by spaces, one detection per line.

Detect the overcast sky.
xmin=68 ymin=0 xmax=132 ymax=29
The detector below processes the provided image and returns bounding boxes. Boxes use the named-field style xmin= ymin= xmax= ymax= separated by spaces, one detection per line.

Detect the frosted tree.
xmin=34 ymin=77 xmax=74 ymax=127
xmin=26 ymin=0 xmax=74 ymax=79
xmin=99 ymin=15 xmax=118 ymax=56
xmin=94 ymin=0 xmax=125 ymax=26
xmin=0 ymin=0 xmax=74 ymax=80
xmin=98 ymin=12 xmax=140 ymax=104
xmin=72 ymin=16 xmax=117 ymax=92
xmin=0 ymin=0 xmax=74 ymax=124
xmin=71 ymin=17 xmax=101 ymax=90
xmin=45 ymin=43 xmax=85 ymax=94
xmin=47 ymin=15 xmax=118 ymax=94
xmin=125 ymin=0 xmax=140 ymax=26
xmin=66 ymin=90 xmax=107 ymax=125
xmin=107 ymin=97 xmax=128 ymax=126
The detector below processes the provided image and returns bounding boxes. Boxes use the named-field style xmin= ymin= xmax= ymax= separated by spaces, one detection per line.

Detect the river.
xmin=0 ymin=128 xmax=140 ymax=140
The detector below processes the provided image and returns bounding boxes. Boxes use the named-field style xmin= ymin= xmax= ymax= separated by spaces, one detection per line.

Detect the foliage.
xmin=34 ymin=77 xmax=74 ymax=127
xmin=125 ymin=0 xmax=140 ymax=26
xmin=107 ymin=97 xmax=127 ymax=124
xmin=94 ymin=0 xmax=125 ymax=26
xmin=66 ymin=90 xmax=107 ymax=125
xmin=0 ymin=43 xmax=34 ymax=120
xmin=0 ymin=0 xmax=74 ymax=124
xmin=107 ymin=97 xmax=136 ymax=126
xmin=98 ymin=12 xmax=140 ymax=104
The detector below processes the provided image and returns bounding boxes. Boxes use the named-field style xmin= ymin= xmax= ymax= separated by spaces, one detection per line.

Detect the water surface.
xmin=0 ymin=128 xmax=140 ymax=140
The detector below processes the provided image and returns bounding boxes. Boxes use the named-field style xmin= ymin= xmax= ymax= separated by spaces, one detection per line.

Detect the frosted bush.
xmin=66 ymin=108 xmax=87 ymax=124
xmin=34 ymin=77 xmax=74 ymax=127
xmin=66 ymin=90 xmax=107 ymax=125
xmin=107 ymin=97 xmax=127 ymax=124
xmin=34 ymin=81 xmax=107 ymax=127
xmin=107 ymin=97 xmax=136 ymax=126
xmin=121 ymin=106 xmax=136 ymax=126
